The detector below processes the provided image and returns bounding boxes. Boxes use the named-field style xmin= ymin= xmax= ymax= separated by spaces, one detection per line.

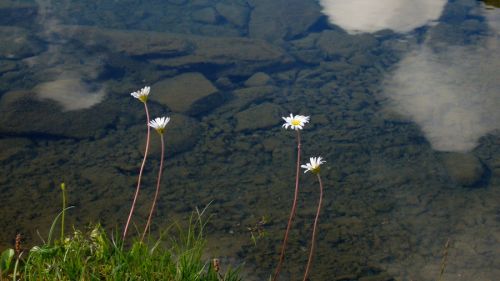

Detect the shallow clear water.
xmin=0 ymin=0 xmax=499 ymax=280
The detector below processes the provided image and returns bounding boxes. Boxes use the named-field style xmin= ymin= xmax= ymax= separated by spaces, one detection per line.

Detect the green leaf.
xmin=0 ymin=248 xmax=14 ymax=272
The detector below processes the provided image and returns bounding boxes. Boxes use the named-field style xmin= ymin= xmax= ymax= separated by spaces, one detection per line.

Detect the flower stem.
xmin=272 ymin=130 xmax=301 ymax=281
xmin=123 ymin=102 xmax=151 ymax=241
xmin=142 ymin=133 xmax=165 ymax=241
xmin=302 ymin=173 xmax=324 ymax=281
xmin=60 ymin=183 xmax=66 ymax=242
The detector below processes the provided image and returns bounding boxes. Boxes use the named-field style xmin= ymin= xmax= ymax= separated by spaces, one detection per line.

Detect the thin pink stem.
xmin=141 ymin=133 xmax=165 ymax=241
xmin=123 ymin=102 xmax=151 ymax=241
xmin=302 ymin=174 xmax=324 ymax=281
xmin=272 ymin=130 xmax=301 ymax=281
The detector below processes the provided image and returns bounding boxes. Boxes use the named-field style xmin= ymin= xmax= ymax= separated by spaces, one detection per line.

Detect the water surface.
xmin=0 ymin=0 xmax=499 ymax=280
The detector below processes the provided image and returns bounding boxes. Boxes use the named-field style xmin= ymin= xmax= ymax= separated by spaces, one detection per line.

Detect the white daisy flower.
xmin=301 ymin=157 xmax=325 ymax=174
xmin=130 ymin=86 xmax=150 ymax=103
xmin=149 ymin=116 xmax=170 ymax=134
xmin=282 ymin=114 xmax=310 ymax=130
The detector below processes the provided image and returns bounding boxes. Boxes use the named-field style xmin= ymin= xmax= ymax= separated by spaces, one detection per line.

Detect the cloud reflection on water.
xmin=319 ymin=0 xmax=499 ymax=152
xmin=32 ymin=0 xmax=106 ymax=111
xmin=383 ymin=44 xmax=500 ymax=152
xmin=318 ymin=0 xmax=447 ymax=34
xmin=35 ymin=78 xmax=105 ymax=111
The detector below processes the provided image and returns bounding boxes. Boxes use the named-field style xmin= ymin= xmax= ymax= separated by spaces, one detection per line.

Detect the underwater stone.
xmin=228 ymin=85 xmax=277 ymax=110
xmin=235 ymin=102 xmax=283 ymax=131
xmin=0 ymin=60 xmax=18 ymax=74
xmin=191 ymin=7 xmax=217 ymax=24
xmin=244 ymin=72 xmax=273 ymax=87
xmin=215 ymin=76 xmax=234 ymax=90
xmin=248 ymin=0 xmax=322 ymax=41
xmin=0 ymin=90 xmax=116 ymax=139
xmin=292 ymin=49 xmax=324 ymax=65
xmin=0 ymin=26 xmax=43 ymax=59
xmin=151 ymin=72 xmax=222 ymax=116
xmin=57 ymin=26 xmax=191 ymax=57
xmin=0 ymin=1 xmax=37 ymax=27
xmin=149 ymin=35 xmax=288 ymax=76
xmin=316 ymin=30 xmax=378 ymax=59
xmin=167 ymin=0 xmax=188 ymax=5
xmin=141 ymin=114 xmax=202 ymax=155
xmin=215 ymin=2 xmax=249 ymax=27
xmin=0 ymin=137 xmax=32 ymax=162
xmin=441 ymin=152 xmax=488 ymax=187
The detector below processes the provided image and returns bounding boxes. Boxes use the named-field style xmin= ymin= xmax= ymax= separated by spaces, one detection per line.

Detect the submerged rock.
xmin=441 ymin=152 xmax=488 ymax=187
xmin=0 ymin=137 xmax=32 ymax=162
xmin=0 ymin=90 xmax=116 ymax=139
xmin=235 ymin=102 xmax=283 ymax=131
xmin=191 ymin=7 xmax=218 ymax=24
xmin=0 ymin=26 xmax=43 ymax=59
xmin=167 ymin=0 xmax=188 ymax=5
xmin=140 ymin=114 xmax=202 ymax=155
xmin=151 ymin=72 xmax=224 ymax=116
xmin=215 ymin=2 xmax=249 ymax=28
xmin=0 ymin=1 xmax=38 ymax=27
xmin=57 ymin=25 xmax=288 ymax=76
xmin=58 ymin=26 xmax=191 ymax=57
xmin=248 ymin=0 xmax=322 ymax=41
xmin=149 ymin=35 xmax=288 ymax=76
xmin=244 ymin=72 xmax=273 ymax=87
xmin=0 ymin=60 xmax=18 ymax=74
xmin=228 ymin=85 xmax=277 ymax=110
xmin=316 ymin=30 xmax=379 ymax=59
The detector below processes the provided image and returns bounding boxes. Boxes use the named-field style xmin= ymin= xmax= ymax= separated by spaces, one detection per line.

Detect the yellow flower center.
xmin=139 ymin=95 xmax=148 ymax=103
xmin=291 ymin=119 xmax=301 ymax=126
xmin=311 ymin=167 xmax=320 ymax=174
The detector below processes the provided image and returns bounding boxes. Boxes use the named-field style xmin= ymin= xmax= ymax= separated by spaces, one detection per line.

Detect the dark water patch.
xmin=0 ymin=132 xmax=79 ymax=141
xmin=0 ymin=1 xmax=38 ymax=28
xmin=170 ymin=62 xmax=234 ymax=82
xmin=305 ymin=15 xmax=333 ymax=34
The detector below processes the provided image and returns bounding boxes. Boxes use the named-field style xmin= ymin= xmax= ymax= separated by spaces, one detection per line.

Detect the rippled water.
xmin=0 ymin=0 xmax=499 ymax=280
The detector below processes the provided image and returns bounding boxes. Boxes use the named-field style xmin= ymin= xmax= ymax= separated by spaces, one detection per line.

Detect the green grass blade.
xmin=47 ymin=206 xmax=74 ymax=245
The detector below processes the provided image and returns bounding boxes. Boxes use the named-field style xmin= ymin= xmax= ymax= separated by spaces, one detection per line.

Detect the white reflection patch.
xmin=31 ymin=0 xmax=106 ymax=111
xmin=35 ymin=78 xmax=105 ymax=111
xmin=383 ymin=45 xmax=500 ymax=152
xmin=319 ymin=0 xmax=447 ymax=33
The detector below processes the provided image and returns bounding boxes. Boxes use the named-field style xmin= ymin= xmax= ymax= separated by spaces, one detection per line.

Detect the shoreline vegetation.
xmin=0 ymin=202 xmax=242 ymax=281
xmin=0 ymin=86 xmax=453 ymax=281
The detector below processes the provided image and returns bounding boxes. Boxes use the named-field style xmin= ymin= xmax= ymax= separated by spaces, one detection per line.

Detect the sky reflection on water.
xmin=320 ymin=0 xmax=500 ymax=152
xmin=384 ymin=43 xmax=500 ymax=152
xmin=0 ymin=0 xmax=499 ymax=280
xmin=382 ymin=3 xmax=500 ymax=152
xmin=319 ymin=0 xmax=447 ymax=33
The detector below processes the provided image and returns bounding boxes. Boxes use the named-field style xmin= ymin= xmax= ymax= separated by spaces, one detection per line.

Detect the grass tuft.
xmin=3 ymin=211 xmax=241 ymax=281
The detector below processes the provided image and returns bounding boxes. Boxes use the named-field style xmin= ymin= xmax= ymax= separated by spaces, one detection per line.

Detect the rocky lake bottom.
xmin=0 ymin=0 xmax=499 ymax=280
